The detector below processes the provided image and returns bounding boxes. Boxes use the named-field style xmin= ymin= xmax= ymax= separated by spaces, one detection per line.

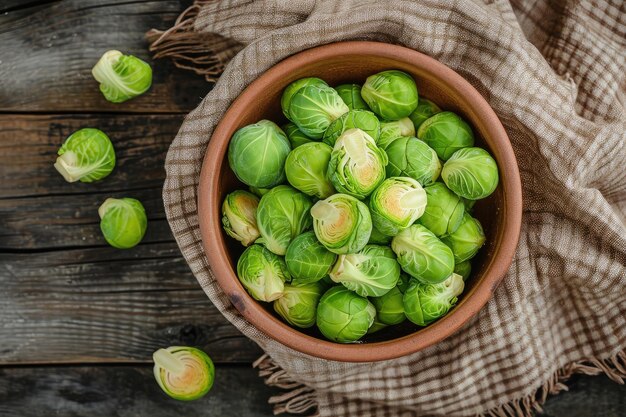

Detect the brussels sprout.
xmin=92 ymin=50 xmax=152 ymax=103
xmin=403 ymin=273 xmax=464 ymax=326
xmin=221 ymin=190 xmax=260 ymax=246
xmin=282 ymin=122 xmax=314 ymax=148
xmin=396 ymin=273 xmax=411 ymax=292
xmin=236 ymin=244 xmax=289 ymax=301
xmin=322 ymin=109 xmax=380 ymax=147
xmin=311 ymin=193 xmax=372 ymax=254
xmin=54 ymin=128 xmax=116 ymax=183
xmin=285 ymin=142 xmax=335 ymax=199
xmin=335 ymin=84 xmax=370 ymax=111
xmin=98 ymin=198 xmax=147 ymax=249
xmin=249 ymin=186 xmax=271 ymax=197
xmin=454 ymin=260 xmax=472 ymax=281
xmin=228 ymin=120 xmax=291 ymax=188
xmin=418 ymin=182 xmax=465 ymax=237
xmin=256 ymin=186 xmax=313 ymax=255
xmin=442 ymin=147 xmax=499 ymax=200
xmin=367 ymin=317 xmax=388 ymax=334
xmin=289 ymin=85 xmax=349 ymax=139
xmin=441 ymin=213 xmax=486 ymax=263
xmin=327 ymin=128 xmax=388 ymax=199
xmin=391 ymin=224 xmax=455 ymax=284
xmin=371 ymin=281 xmax=406 ymax=325
xmin=385 ymin=136 xmax=441 ymax=186
xmin=329 ymin=245 xmax=400 ymax=297
xmin=408 ymin=97 xmax=441 ymax=130
xmin=274 ymin=281 xmax=324 ymax=328
xmin=417 ymin=111 xmax=474 ymax=160
xmin=368 ymin=224 xmax=392 ymax=245
xmin=153 ymin=346 xmax=214 ymax=401
xmin=369 ymin=177 xmax=427 ymax=236
xmin=285 ymin=231 xmax=337 ymax=284
xmin=361 ymin=70 xmax=418 ymax=120
xmin=377 ymin=117 xmax=415 ymax=149
xmin=316 ymin=286 xmax=376 ymax=343
xmin=281 ymin=77 xmax=328 ymax=120
xmin=462 ymin=197 xmax=476 ymax=212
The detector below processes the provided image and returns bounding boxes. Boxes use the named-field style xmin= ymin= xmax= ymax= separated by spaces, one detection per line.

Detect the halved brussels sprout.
xmin=454 ymin=260 xmax=472 ymax=281
xmin=316 ymin=286 xmax=376 ymax=343
xmin=249 ymin=186 xmax=271 ymax=197
xmin=237 ymin=244 xmax=289 ymax=301
xmin=284 ymin=142 xmax=335 ymax=199
xmin=377 ymin=117 xmax=415 ymax=149
xmin=327 ymin=128 xmax=388 ymax=199
xmin=417 ymin=112 xmax=474 ymax=160
xmin=442 ymin=147 xmax=499 ymax=200
xmin=98 ymin=197 xmax=147 ymax=249
xmin=54 ymin=128 xmax=116 ymax=183
xmin=289 ymin=85 xmax=349 ymax=139
xmin=441 ymin=213 xmax=486 ymax=263
xmin=228 ymin=120 xmax=291 ymax=188
xmin=221 ymin=190 xmax=260 ymax=246
xmin=371 ymin=276 xmax=407 ymax=325
xmin=311 ymin=193 xmax=372 ymax=254
xmin=283 ymin=122 xmax=314 ymax=148
xmin=92 ymin=50 xmax=152 ymax=103
xmin=281 ymin=77 xmax=328 ymax=119
xmin=153 ymin=346 xmax=214 ymax=401
xmin=322 ymin=109 xmax=380 ymax=147
xmin=274 ymin=281 xmax=324 ymax=328
xmin=329 ymin=245 xmax=400 ymax=297
xmin=385 ymin=136 xmax=441 ymax=186
xmin=418 ymin=182 xmax=465 ymax=237
xmin=256 ymin=186 xmax=312 ymax=255
xmin=285 ymin=231 xmax=337 ymax=284
xmin=409 ymin=97 xmax=441 ymax=130
xmin=403 ymin=273 xmax=464 ymax=326
xmin=391 ymin=224 xmax=455 ymax=284
xmin=369 ymin=177 xmax=427 ymax=236
xmin=361 ymin=70 xmax=418 ymax=120
xmin=335 ymin=84 xmax=370 ymax=111
xmin=368 ymin=223 xmax=392 ymax=245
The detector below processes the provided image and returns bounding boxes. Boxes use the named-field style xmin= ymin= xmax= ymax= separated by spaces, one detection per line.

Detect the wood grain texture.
xmin=0 ymin=0 xmax=210 ymax=112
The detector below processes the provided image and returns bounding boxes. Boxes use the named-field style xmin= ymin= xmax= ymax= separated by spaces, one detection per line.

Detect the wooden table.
xmin=0 ymin=1 xmax=624 ymax=416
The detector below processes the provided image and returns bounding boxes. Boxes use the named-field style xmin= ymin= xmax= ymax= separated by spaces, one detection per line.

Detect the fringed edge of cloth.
xmin=145 ymin=1 xmax=243 ymax=82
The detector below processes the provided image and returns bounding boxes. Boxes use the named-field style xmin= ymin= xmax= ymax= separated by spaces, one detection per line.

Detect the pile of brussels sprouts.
xmin=223 ymin=70 xmax=499 ymax=343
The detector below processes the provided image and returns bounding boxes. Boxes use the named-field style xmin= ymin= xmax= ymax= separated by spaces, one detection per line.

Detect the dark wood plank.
xmin=0 ymin=0 xmax=211 ymax=113
xmin=0 ymin=365 xmax=277 ymax=417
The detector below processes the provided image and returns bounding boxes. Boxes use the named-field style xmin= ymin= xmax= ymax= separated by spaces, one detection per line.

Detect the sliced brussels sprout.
xmin=322 ymin=109 xmax=380 ymax=147
xmin=289 ymin=85 xmax=349 ymax=139
xmin=228 ymin=120 xmax=291 ymax=188
xmin=335 ymin=84 xmax=370 ymax=111
xmin=329 ymin=245 xmax=400 ymax=297
xmin=236 ymin=244 xmax=289 ymax=301
xmin=327 ymin=128 xmax=388 ymax=199
xmin=249 ymin=186 xmax=271 ymax=197
xmin=316 ymin=286 xmax=376 ymax=343
xmin=54 ymin=128 xmax=116 ymax=183
xmin=282 ymin=122 xmax=314 ymax=148
xmin=221 ymin=190 xmax=260 ymax=246
xmin=454 ymin=260 xmax=472 ymax=281
xmin=418 ymin=182 xmax=465 ymax=237
xmin=256 ymin=186 xmax=312 ymax=256
xmin=442 ymin=147 xmax=499 ymax=200
xmin=369 ymin=177 xmax=427 ymax=236
xmin=409 ymin=97 xmax=441 ymax=130
xmin=284 ymin=142 xmax=335 ymax=199
xmin=385 ymin=136 xmax=441 ymax=186
xmin=153 ymin=346 xmax=214 ymax=401
xmin=371 ymin=280 xmax=406 ymax=325
xmin=98 ymin=197 xmax=147 ymax=249
xmin=311 ymin=193 xmax=372 ymax=254
xmin=391 ymin=224 xmax=455 ymax=284
xmin=285 ymin=231 xmax=337 ymax=284
xmin=377 ymin=117 xmax=415 ymax=149
xmin=92 ymin=50 xmax=152 ymax=103
xmin=273 ymin=281 xmax=324 ymax=328
xmin=361 ymin=70 xmax=418 ymax=120
xmin=281 ymin=77 xmax=328 ymax=120
xmin=403 ymin=273 xmax=464 ymax=326
xmin=417 ymin=111 xmax=474 ymax=160
xmin=441 ymin=213 xmax=486 ymax=263
xmin=368 ymin=223 xmax=392 ymax=245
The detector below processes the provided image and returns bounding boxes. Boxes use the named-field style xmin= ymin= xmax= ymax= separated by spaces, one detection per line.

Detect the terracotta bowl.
xmin=198 ymin=41 xmax=522 ymax=362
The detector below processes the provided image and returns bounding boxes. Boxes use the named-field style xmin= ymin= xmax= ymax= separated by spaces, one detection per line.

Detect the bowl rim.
xmin=198 ymin=41 xmax=522 ymax=362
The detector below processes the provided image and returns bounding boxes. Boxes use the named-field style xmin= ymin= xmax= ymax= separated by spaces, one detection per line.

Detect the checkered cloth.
xmin=148 ymin=1 xmax=626 ymax=415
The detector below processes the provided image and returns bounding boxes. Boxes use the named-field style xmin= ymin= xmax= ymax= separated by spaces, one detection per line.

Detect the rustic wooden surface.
xmin=0 ymin=1 xmax=623 ymax=416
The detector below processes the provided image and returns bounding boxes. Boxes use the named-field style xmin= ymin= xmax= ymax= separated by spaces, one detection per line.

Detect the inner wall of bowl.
xmin=218 ymin=54 xmax=503 ymax=342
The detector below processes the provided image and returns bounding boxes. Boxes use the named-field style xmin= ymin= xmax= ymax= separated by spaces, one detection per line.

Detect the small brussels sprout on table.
xmin=282 ymin=122 xmax=314 ymax=148
xmin=335 ymin=83 xmax=370 ymax=111
xmin=274 ymin=281 xmax=324 ymax=328
xmin=98 ymin=197 xmax=147 ymax=249
xmin=442 ymin=147 xmax=499 ymax=200
xmin=288 ymin=85 xmax=349 ymax=139
xmin=403 ymin=273 xmax=465 ymax=326
xmin=316 ymin=286 xmax=376 ymax=343
xmin=418 ymin=182 xmax=465 ymax=237
xmin=417 ymin=111 xmax=474 ymax=160
xmin=281 ymin=77 xmax=328 ymax=120
xmin=237 ymin=244 xmax=289 ymax=302
xmin=153 ymin=346 xmax=214 ymax=401
xmin=221 ymin=190 xmax=260 ymax=247
xmin=369 ymin=177 xmax=427 ymax=236
xmin=285 ymin=231 xmax=337 ymax=284
xmin=322 ymin=109 xmax=380 ymax=146
xmin=54 ymin=128 xmax=116 ymax=183
xmin=409 ymin=97 xmax=441 ymax=129
xmin=441 ymin=213 xmax=486 ymax=263
xmin=285 ymin=142 xmax=335 ymax=199
xmin=377 ymin=117 xmax=415 ymax=149
xmin=385 ymin=136 xmax=441 ymax=186
xmin=92 ymin=50 xmax=152 ymax=103
xmin=361 ymin=70 xmax=419 ymax=120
